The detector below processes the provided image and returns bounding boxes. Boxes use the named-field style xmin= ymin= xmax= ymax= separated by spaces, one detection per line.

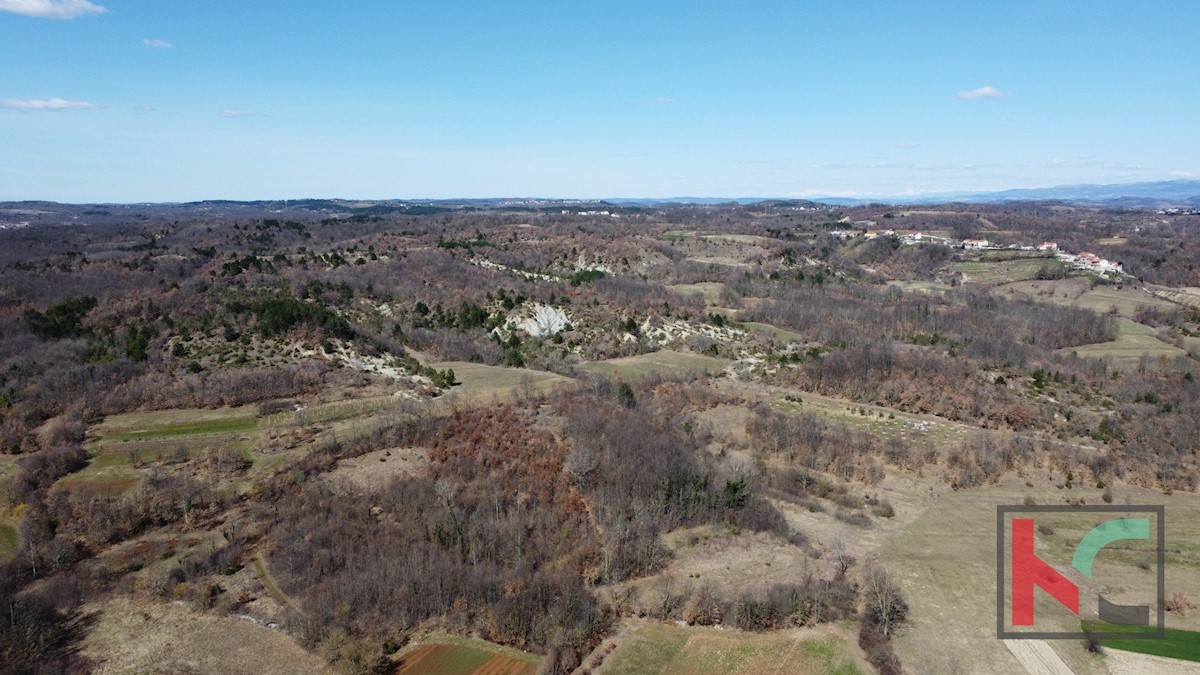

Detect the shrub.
xmin=834 ymin=509 xmax=871 ymax=528
xmin=871 ymin=499 xmax=895 ymax=518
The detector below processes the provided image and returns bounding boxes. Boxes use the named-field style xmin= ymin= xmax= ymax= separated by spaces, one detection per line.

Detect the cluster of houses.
xmin=826 ymin=227 xmax=1126 ymax=277
xmin=1057 ymin=250 xmax=1124 ymax=274
xmin=561 ymin=210 xmax=620 ymax=218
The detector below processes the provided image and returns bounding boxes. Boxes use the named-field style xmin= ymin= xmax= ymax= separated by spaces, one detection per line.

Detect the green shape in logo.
xmin=1071 ymin=518 xmax=1150 ymax=578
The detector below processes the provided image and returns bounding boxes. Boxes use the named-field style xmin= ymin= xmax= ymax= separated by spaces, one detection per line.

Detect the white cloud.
xmin=219 ymin=109 xmax=265 ymax=118
xmin=1 ymin=97 xmax=100 ymax=110
xmin=954 ymin=85 xmax=1008 ymax=100
xmin=142 ymin=38 xmax=174 ymax=49
xmin=0 ymin=0 xmax=106 ymax=19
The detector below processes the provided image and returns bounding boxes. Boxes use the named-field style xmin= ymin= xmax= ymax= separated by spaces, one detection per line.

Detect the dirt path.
xmin=251 ymin=552 xmax=303 ymax=616
xmin=1003 ymin=639 xmax=1075 ymax=675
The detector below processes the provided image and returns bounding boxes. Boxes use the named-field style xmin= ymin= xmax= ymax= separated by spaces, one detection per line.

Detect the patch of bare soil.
xmin=602 ymin=530 xmax=818 ymax=615
xmin=323 ymin=446 xmax=429 ymax=491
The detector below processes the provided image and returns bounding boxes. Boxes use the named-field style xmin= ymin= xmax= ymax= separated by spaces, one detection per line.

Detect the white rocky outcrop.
xmin=518 ymin=305 xmax=571 ymax=337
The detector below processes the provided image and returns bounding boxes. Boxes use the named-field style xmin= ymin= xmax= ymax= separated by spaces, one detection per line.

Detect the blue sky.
xmin=1 ymin=0 xmax=1197 ymax=201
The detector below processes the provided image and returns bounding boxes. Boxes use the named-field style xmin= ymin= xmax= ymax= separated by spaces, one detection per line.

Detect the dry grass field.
xmin=597 ymin=620 xmax=865 ymax=675
xmin=668 ymin=282 xmax=726 ymax=304
xmin=580 ymin=349 xmax=730 ymax=380
xmin=427 ymin=360 xmax=576 ymax=403
xmin=81 ymin=596 xmax=334 ymax=675
xmin=0 ymin=453 xmax=16 ymax=559
xmin=659 ymin=231 xmax=773 ymax=267
xmin=738 ymin=321 xmax=807 ymax=343
xmin=951 ymin=259 xmax=1055 ymax=284
xmin=322 ymin=446 xmax=429 ymax=491
xmin=1057 ymin=318 xmax=1187 ymax=367
xmin=882 ymin=476 xmax=1200 ymax=675
xmin=70 ymin=406 xmax=263 ymax=494
xmin=1001 ymin=278 xmax=1178 ymax=319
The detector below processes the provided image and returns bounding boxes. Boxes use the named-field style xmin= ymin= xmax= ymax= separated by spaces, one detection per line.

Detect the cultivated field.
xmin=395 ymin=637 xmax=539 ymax=675
xmin=1148 ymin=286 xmax=1200 ymax=310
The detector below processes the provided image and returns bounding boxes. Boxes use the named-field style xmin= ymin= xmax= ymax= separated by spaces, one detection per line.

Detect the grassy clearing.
xmin=428 ymin=361 xmax=575 ymax=403
xmin=55 ymin=477 xmax=140 ymax=497
xmin=662 ymin=230 xmax=699 ymax=240
xmin=0 ymin=521 xmax=16 ymax=560
xmin=668 ymin=282 xmax=726 ymax=304
xmin=1058 ymin=318 xmax=1187 ymax=367
xmin=886 ymin=279 xmax=954 ymax=295
xmin=91 ymin=406 xmax=259 ymax=442
xmin=1083 ymin=622 xmax=1200 ymax=662
xmin=395 ymin=637 xmax=538 ymax=675
xmin=1002 ymin=279 xmax=1178 ymax=319
xmin=951 ymin=259 xmax=1053 ymax=284
xmin=76 ymin=406 xmax=263 ymax=488
xmin=106 ymin=416 xmax=257 ymax=442
xmin=263 ymin=395 xmax=394 ymax=427
xmin=81 ymin=596 xmax=334 ymax=674
xmin=772 ymin=390 xmax=971 ymax=451
xmin=598 ymin=623 xmax=863 ymax=674
xmin=738 ymin=321 xmax=806 ymax=343
xmin=702 ymin=234 xmax=778 ymax=245
xmin=0 ymin=453 xmax=15 ymax=508
xmin=1069 ymin=287 xmax=1178 ymax=317
xmin=580 ymin=350 xmax=729 ymax=380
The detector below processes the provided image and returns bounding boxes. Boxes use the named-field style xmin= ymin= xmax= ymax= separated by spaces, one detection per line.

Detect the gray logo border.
xmin=996 ymin=504 xmax=1165 ymax=640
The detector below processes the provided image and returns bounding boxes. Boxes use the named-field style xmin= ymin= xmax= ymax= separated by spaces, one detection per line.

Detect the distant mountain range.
xmin=614 ymin=180 xmax=1200 ymax=208
xmin=807 ymin=179 xmax=1200 ymax=207
xmin=4 ymin=181 xmax=1199 ymax=217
